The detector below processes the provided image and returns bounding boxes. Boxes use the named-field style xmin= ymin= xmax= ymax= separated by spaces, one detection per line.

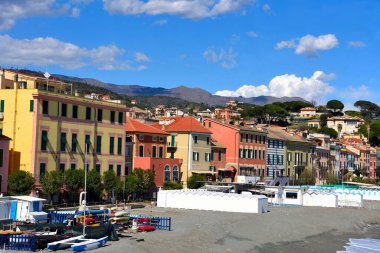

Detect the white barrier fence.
xmin=157 ymin=190 xmax=268 ymax=214
xmin=303 ymin=193 xmax=338 ymax=207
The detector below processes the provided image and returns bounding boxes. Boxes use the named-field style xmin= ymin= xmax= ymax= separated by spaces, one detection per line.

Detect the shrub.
xmin=187 ymin=174 xmax=205 ymax=189
xmin=162 ymin=181 xmax=183 ymax=190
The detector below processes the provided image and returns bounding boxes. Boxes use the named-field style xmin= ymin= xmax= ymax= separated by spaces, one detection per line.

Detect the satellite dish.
xmin=44 ymin=72 xmax=51 ymax=79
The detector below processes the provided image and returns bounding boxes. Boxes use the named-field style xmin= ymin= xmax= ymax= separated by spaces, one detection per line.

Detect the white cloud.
xmin=215 ymin=71 xmax=335 ymax=102
xmin=203 ymin=47 xmax=237 ymax=68
xmin=246 ymin=31 xmax=258 ymax=38
xmin=71 ymin=7 xmax=80 ymax=17
xmin=263 ymin=3 xmax=270 ymax=13
xmin=276 ymin=34 xmax=339 ymax=57
xmin=0 ymin=35 xmax=149 ymax=71
xmin=153 ymin=19 xmax=168 ymax=25
xmin=134 ymin=52 xmax=151 ymax=62
xmin=0 ymin=0 xmax=92 ymax=30
xmin=103 ymin=0 xmax=253 ymax=19
xmin=348 ymin=41 xmax=366 ymax=48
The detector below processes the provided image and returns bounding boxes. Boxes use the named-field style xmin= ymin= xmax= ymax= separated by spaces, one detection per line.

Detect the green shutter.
xmin=117 ymin=137 xmax=122 ymax=155
xmin=0 ymin=100 xmax=4 ymax=113
xmin=29 ymin=100 xmax=34 ymax=112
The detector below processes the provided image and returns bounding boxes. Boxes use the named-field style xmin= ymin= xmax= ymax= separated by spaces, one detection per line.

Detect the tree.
xmin=8 ymin=171 xmax=35 ymax=195
xmin=40 ymin=171 xmax=63 ymax=204
xmin=103 ymin=170 xmax=122 ymax=196
xmin=124 ymin=175 xmax=138 ymax=201
xmin=162 ymin=181 xmax=183 ymax=190
xmin=326 ymin=99 xmax=344 ymax=111
xmin=325 ymin=173 xmax=339 ymax=185
xmin=298 ymin=170 xmax=315 ymax=185
xmin=345 ymin=110 xmax=361 ymax=118
xmin=319 ymin=113 xmax=331 ymax=128
xmin=358 ymin=121 xmax=380 ymax=146
xmin=263 ymin=104 xmax=289 ymax=123
xmin=188 ymin=174 xmax=205 ymax=189
xmin=354 ymin=100 xmax=380 ymax=122
xmin=134 ymin=168 xmax=155 ymax=196
xmin=318 ymin=127 xmax=338 ymax=138
xmin=87 ymin=169 xmax=102 ymax=202
xmin=64 ymin=169 xmax=84 ymax=203
xmin=273 ymin=101 xmax=314 ymax=112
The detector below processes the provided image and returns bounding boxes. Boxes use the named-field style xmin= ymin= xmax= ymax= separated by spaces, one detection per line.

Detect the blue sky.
xmin=0 ymin=0 xmax=379 ymax=108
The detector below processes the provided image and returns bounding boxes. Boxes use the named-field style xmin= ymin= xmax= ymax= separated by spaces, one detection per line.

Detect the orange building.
xmin=203 ymin=118 xmax=267 ymax=183
xmin=126 ymin=117 xmax=182 ymax=187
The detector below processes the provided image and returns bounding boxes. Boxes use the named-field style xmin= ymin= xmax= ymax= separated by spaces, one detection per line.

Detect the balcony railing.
xmin=167 ymin=141 xmax=178 ymax=148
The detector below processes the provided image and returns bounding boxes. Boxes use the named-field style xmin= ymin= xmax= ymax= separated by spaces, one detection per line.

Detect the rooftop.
xmin=152 ymin=116 xmax=211 ymax=134
xmin=126 ymin=117 xmax=168 ymax=135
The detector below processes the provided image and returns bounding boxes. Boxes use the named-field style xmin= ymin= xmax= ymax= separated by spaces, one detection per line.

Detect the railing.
xmin=0 ymin=234 xmax=36 ymax=251
xmin=167 ymin=142 xmax=177 ymax=148
xmin=48 ymin=211 xmax=74 ymax=223
xmin=130 ymin=215 xmax=171 ymax=231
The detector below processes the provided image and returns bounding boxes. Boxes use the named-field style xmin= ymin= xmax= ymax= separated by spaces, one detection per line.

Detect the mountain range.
xmin=54 ymin=74 xmax=306 ymax=107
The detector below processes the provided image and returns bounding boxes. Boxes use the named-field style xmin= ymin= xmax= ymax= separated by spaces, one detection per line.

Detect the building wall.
xmin=0 ymin=138 xmax=10 ymax=193
xmin=0 ymin=88 xmax=127 ymax=182
xmin=327 ymin=120 xmax=361 ymax=135
xmin=266 ymin=137 xmax=285 ymax=178
xmin=285 ymin=141 xmax=313 ymax=179
xmin=167 ymin=133 xmax=190 ymax=186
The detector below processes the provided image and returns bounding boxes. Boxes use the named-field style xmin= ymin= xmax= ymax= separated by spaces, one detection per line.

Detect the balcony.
xmin=167 ymin=141 xmax=177 ymax=150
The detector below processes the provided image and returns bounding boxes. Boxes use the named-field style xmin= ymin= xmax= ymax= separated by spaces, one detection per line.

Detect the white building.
xmin=299 ymin=107 xmax=317 ymax=118
xmin=327 ymin=116 xmax=364 ymax=135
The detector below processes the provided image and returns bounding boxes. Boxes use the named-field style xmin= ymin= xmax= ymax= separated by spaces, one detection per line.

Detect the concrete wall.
xmin=157 ymin=190 xmax=268 ymax=214
xmin=337 ymin=193 xmax=363 ymax=208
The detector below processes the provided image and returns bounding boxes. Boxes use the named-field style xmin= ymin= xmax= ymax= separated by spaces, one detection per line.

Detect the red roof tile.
xmin=152 ymin=116 xmax=211 ymax=134
xmin=126 ymin=117 xmax=169 ymax=135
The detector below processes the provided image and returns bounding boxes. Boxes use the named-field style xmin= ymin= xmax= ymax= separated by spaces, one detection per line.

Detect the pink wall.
xmin=134 ymin=157 xmax=183 ymax=187
xmin=0 ymin=138 xmax=10 ymax=193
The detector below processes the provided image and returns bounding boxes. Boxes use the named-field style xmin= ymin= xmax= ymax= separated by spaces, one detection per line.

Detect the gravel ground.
xmin=81 ymin=204 xmax=380 ymax=253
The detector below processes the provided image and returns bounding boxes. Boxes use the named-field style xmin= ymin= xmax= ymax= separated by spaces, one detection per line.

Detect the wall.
xmin=0 ymin=138 xmax=10 ymax=193
xmin=168 ymin=133 xmax=189 ymax=186
xmin=157 ymin=190 xmax=268 ymax=214
xmin=302 ymin=193 xmax=338 ymax=207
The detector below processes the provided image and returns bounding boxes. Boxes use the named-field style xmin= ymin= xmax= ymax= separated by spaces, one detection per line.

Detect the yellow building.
xmin=0 ymin=69 xmax=128 ymax=183
xmin=152 ymin=117 xmax=213 ymax=188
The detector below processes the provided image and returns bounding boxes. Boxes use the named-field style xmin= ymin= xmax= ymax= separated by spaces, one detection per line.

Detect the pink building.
xmin=210 ymin=140 xmax=228 ymax=181
xmin=0 ymin=135 xmax=11 ymax=193
xmin=126 ymin=118 xmax=182 ymax=187
xmin=203 ymin=118 xmax=267 ymax=182
xmin=370 ymin=148 xmax=377 ymax=178
xmin=214 ymin=108 xmax=241 ymax=122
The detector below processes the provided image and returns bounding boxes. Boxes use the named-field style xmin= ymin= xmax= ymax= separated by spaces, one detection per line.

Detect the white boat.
xmin=114 ymin=210 xmax=130 ymax=217
xmin=71 ymin=236 xmax=108 ymax=252
xmin=47 ymin=235 xmax=85 ymax=251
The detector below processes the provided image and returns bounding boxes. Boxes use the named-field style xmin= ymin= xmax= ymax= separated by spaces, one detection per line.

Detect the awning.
xmin=191 ymin=170 xmax=217 ymax=175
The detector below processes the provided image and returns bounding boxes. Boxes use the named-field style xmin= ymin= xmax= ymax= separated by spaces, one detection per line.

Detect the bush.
xmin=162 ymin=181 xmax=183 ymax=190
xmin=298 ymin=170 xmax=315 ymax=185
xmin=187 ymin=174 xmax=205 ymax=189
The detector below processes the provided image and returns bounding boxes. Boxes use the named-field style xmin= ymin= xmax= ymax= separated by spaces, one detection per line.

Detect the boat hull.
xmin=71 ymin=236 xmax=108 ymax=252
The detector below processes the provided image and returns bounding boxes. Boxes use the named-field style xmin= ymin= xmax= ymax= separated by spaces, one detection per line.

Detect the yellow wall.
xmin=284 ymin=141 xmax=313 ymax=178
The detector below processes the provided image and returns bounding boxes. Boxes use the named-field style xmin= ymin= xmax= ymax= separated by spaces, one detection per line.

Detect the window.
xmin=0 ymin=100 xmax=4 ymax=113
xmin=60 ymin=132 xmax=67 ymax=152
xmin=117 ymin=165 xmax=121 ymax=176
xmin=239 ymin=149 xmax=243 ymax=158
xmin=193 ymin=152 xmax=199 ymax=161
xmin=61 ymin=103 xmax=67 ymax=117
xmin=97 ymin=109 xmax=103 ymax=122
xmin=159 ymin=137 xmax=164 ymax=142
xmin=118 ymin=111 xmax=123 ymax=124
xmin=286 ymin=192 xmax=298 ymax=199
xmin=194 ymin=135 xmax=198 ymax=144
xmin=85 ymin=135 xmax=91 ymax=153
xmin=96 ymin=136 xmax=102 ymax=154
xmin=152 ymin=136 xmax=158 ymax=141
xmin=164 ymin=165 xmax=171 ymax=181
xmin=250 ymin=134 xmax=253 ymax=143
xmin=0 ymin=149 xmax=3 ymax=167
xmin=109 ymin=164 xmax=114 ymax=171
xmin=246 ymin=134 xmax=248 ymax=143
xmin=263 ymin=136 xmax=266 ymax=144
xmin=170 ymin=152 xmax=174 ymax=158
xmin=109 ymin=137 xmax=114 ymax=154
xmin=255 ymin=135 xmax=258 ymax=143
xmin=268 ymin=139 xmax=273 ymax=148
xmin=72 ymin=105 xmax=78 ymax=119
xmin=152 ymin=146 xmax=157 ymax=158
xmin=86 ymin=107 xmax=91 ymax=120
xmin=41 ymin=131 xmax=48 ymax=151
xmin=29 ymin=100 xmax=34 ymax=112
xmin=95 ymin=164 xmax=101 ymax=173
xmin=125 ymin=166 xmax=129 ymax=176
xmin=267 ymin=154 xmax=271 ymax=165
xmin=205 ymin=153 xmax=210 ymax=161
xmin=39 ymin=163 xmax=46 ymax=177
xmin=42 ymin=100 xmax=48 ymax=115
xmin=126 ymin=146 xmax=131 ymax=156
xmin=206 ymin=137 xmax=210 ymax=145
xmin=208 ymin=122 xmax=211 ymax=127
xmin=159 ymin=146 xmax=163 ymax=158
xmin=71 ymin=164 xmax=76 ymax=170
xmin=240 ymin=133 xmax=243 ymax=142
xmin=110 ymin=111 xmax=115 ymax=123
xmin=139 ymin=145 xmax=144 ymax=157
xmin=218 ymin=151 xmax=222 ymax=161
xmin=139 ymin=135 xmax=144 ymax=141
xmin=117 ymin=137 xmax=122 ymax=155
xmin=71 ymin=133 xmax=77 ymax=152
xmin=59 ymin=163 xmax=65 ymax=173
xmin=173 ymin=166 xmax=179 ymax=181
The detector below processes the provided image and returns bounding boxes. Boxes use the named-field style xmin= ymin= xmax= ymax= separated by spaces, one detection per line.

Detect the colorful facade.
xmin=126 ymin=117 xmax=182 ymax=187
xmin=0 ymin=70 xmax=128 ymax=185
xmin=203 ymin=118 xmax=267 ymax=182
xmin=0 ymin=135 xmax=11 ymax=193
xmin=210 ymin=141 xmax=228 ymax=181
xmin=152 ymin=117 xmax=212 ymax=188
xmin=266 ymin=129 xmax=285 ymax=178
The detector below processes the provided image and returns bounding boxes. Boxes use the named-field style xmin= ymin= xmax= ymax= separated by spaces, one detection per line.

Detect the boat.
xmin=114 ymin=210 xmax=129 ymax=217
xmin=70 ymin=236 xmax=108 ymax=252
xmin=138 ymin=225 xmax=156 ymax=232
xmin=46 ymin=235 xmax=85 ymax=251
xmin=36 ymin=234 xmax=73 ymax=250
xmin=76 ymin=209 xmax=108 ymax=216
